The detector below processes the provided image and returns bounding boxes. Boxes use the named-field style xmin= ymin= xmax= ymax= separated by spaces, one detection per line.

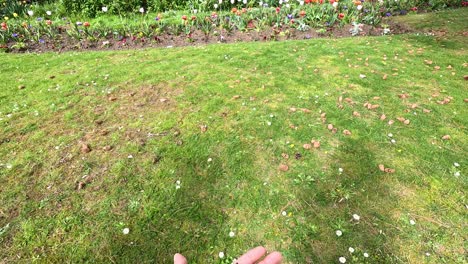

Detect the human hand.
xmin=174 ymin=246 xmax=282 ymax=264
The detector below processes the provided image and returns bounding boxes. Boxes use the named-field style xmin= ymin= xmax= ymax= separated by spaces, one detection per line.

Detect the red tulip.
xmin=299 ymin=10 xmax=306 ymax=17
xmin=46 ymin=20 xmax=52 ymax=26
xmin=276 ymin=7 xmax=281 ymax=14
xmin=338 ymin=13 xmax=345 ymax=19
xmin=83 ymin=21 xmax=90 ymax=27
xmin=191 ymin=16 xmax=196 ymax=20
xmin=182 ymin=15 xmax=187 ymax=20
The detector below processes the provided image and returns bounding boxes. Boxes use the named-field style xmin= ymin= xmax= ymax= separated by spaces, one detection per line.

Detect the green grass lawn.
xmin=0 ymin=9 xmax=467 ymax=264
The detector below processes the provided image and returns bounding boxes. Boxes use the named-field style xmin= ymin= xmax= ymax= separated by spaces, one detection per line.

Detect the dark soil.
xmin=3 ymin=20 xmax=411 ymax=53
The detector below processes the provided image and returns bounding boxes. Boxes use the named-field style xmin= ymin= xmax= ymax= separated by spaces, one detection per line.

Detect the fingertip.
xmin=174 ymin=253 xmax=187 ymax=264
xmin=258 ymin=251 xmax=283 ymax=264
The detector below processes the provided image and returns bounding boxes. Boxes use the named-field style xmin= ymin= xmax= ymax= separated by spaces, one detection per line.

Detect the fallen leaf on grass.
xmin=379 ymin=164 xmax=395 ymax=173
xmin=289 ymin=107 xmax=297 ymax=112
xmin=281 ymin=153 xmax=289 ymax=159
xmin=434 ymin=66 xmax=441 ymax=70
xmin=378 ymin=164 xmax=385 ymax=172
xmin=424 ymin=60 xmax=433 ymax=65
xmin=18 ymin=85 xmax=25 ymax=89
xmin=279 ymin=164 xmax=289 ymax=172
xmin=397 ymin=117 xmax=406 ymax=122
xmin=327 ymin=124 xmax=334 ymax=130
xmin=311 ymin=140 xmax=320 ymax=148
xmin=423 ymin=108 xmax=431 ymax=113
xmin=232 ymin=95 xmax=241 ymax=99
xmin=102 ymin=146 xmax=113 ymax=151
xmin=81 ymin=144 xmax=91 ymax=153
xmin=403 ymin=119 xmax=410 ymax=125
xmin=441 ymin=135 xmax=451 ymax=140
xmin=303 ymin=144 xmax=312 ymax=150
xmin=383 ymin=74 xmax=388 ymax=80
xmin=353 ymin=111 xmax=361 ymax=117
xmin=380 ymin=114 xmax=387 ymax=120
xmin=437 ymin=97 xmax=452 ymax=105
xmin=343 ymin=130 xmax=352 ymax=136
xmin=200 ymin=125 xmax=208 ymax=133
xmin=464 ymin=99 xmax=468 ymax=103
xmin=398 ymin=93 xmax=410 ymax=99
xmin=388 ymin=120 xmax=395 ymax=125
xmin=301 ymin=108 xmax=311 ymax=113
xmin=108 ymin=97 xmax=117 ymax=102
xmin=159 ymin=98 xmax=169 ymax=103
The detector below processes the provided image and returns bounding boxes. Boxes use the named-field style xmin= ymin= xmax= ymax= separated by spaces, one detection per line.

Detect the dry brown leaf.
xmin=378 ymin=164 xmax=385 ymax=172
xmin=380 ymin=114 xmax=387 ymax=120
xmin=281 ymin=153 xmax=289 ymax=159
xmin=108 ymin=97 xmax=117 ymax=102
xmin=337 ymin=104 xmax=344 ymax=109
xmin=423 ymin=108 xmax=431 ymax=113
xmin=373 ymin=96 xmax=381 ymax=100
xmin=200 ymin=125 xmax=208 ymax=133
xmin=434 ymin=66 xmax=441 ymax=70
xmin=289 ymin=107 xmax=297 ymax=112
xmin=279 ymin=164 xmax=289 ymax=172
xmin=289 ymin=124 xmax=297 ymax=129
xmin=398 ymin=93 xmax=410 ymax=99
xmin=388 ymin=120 xmax=395 ymax=125
xmin=311 ymin=140 xmax=321 ymax=148
xmin=332 ymin=128 xmax=338 ymax=134
xmin=320 ymin=113 xmax=327 ymax=118
xmin=303 ymin=144 xmax=312 ymax=150
xmin=383 ymin=74 xmax=388 ymax=80
xmin=232 ymin=95 xmax=241 ymax=99
xmin=102 ymin=145 xmax=113 ymax=151
xmin=397 ymin=117 xmax=406 ymax=122
xmin=410 ymin=104 xmax=418 ymax=109
xmin=403 ymin=119 xmax=410 ymax=125
xmin=370 ymin=104 xmax=380 ymax=109
xmin=327 ymin=124 xmax=334 ymax=130
xmin=343 ymin=130 xmax=352 ymax=136
xmin=384 ymin=168 xmax=396 ymax=173
xmin=159 ymin=98 xmax=169 ymax=103
xmin=441 ymin=135 xmax=451 ymax=140
xmin=81 ymin=144 xmax=91 ymax=153
xmin=424 ymin=60 xmax=433 ymax=65
xmin=464 ymin=99 xmax=468 ymax=103
xmin=301 ymin=108 xmax=312 ymax=113
xmin=338 ymin=96 xmax=343 ymax=103
xmin=353 ymin=111 xmax=361 ymax=117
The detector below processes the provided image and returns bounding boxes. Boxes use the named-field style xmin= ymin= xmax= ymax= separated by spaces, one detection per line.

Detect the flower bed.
xmin=0 ymin=0 xmax=464 ymax=52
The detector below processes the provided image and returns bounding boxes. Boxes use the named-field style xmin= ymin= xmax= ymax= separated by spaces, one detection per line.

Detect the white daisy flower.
xmin=139 ymin=7 xmax=145 ymax=13
xmin=219 ymin=252 xmax=225 ymax=258
xmin=46 ymin=11 xmax=52 ymax=16
xmin=123 ymin=228 xmax=130 ymax=235
xmin=363 ymin=252 xmax=369 ymax=258
xmin=27 ymin=10 xmax=34 ymax=16
xmin=229 ymin=231 xmax=235 ymax=237
xmin=410 ymin=219 xmax=416 ymax=225
xmin=339 ymin=257 xmax=346 ymax=263
xmin=453 ymin=162 xmax=460 ymax=167
xmin=102 ymin=6 xmax=108 ymax=12
xmin=353 ymin=214 xmax=360 ymax=221
xmin=282 ymin=211 xmax=287 ymax=216
xmin=348 ymin=247 xmax=355 ymax=253
xmin=336 ymin=230 xmax=342 ymax=237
